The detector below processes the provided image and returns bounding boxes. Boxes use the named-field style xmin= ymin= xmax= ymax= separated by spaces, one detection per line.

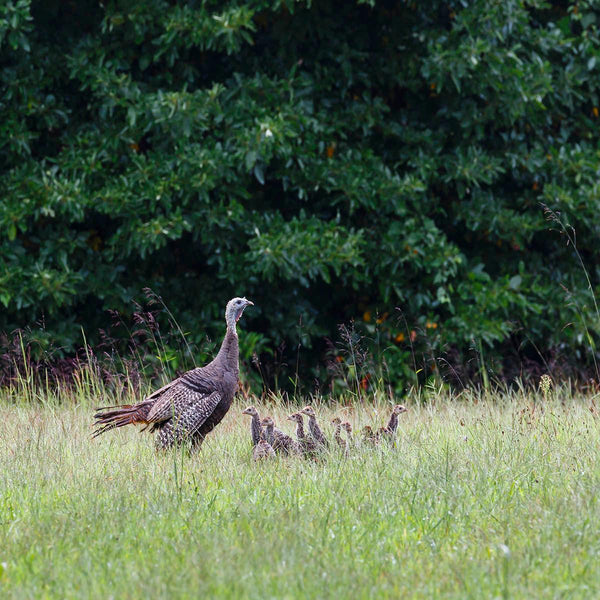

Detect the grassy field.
xmin=1 ymin=386 xmax=600 ymax=598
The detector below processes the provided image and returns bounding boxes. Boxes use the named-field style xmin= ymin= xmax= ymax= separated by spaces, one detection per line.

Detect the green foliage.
xmin=1 ymin=0 xmax=600 ymax=389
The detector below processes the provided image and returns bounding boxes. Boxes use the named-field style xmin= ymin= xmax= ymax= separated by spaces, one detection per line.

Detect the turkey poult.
xmin=93 ymin=297 xmax=253 ymax=450
xmin=253 ymin=421 xmax=276 ymax=461
xmin=331 ymin=417 xmax=349 ymax=456
xmin=361 ymin=425 xmax=378 ymax=446
xmin=261 ymin=417 xmax=300 ymax=455
xmin=385 ymin=404 xmax=407 ymax=435
xmin=253 ymin=439 xmax=276 ymax=461
xmin=300 ymin=406 xmax=329 ymax=447
xmin=341 ymin=422 xmax=353 ymax=447
xmin=376 ymin=427 xmax=388 ymax=442
xmin=287 ymin=412 xmax=318 ymax=456
xmin=242 ymin=405 xmax=262 ymax=447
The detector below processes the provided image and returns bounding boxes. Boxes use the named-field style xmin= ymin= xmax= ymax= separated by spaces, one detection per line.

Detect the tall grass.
xmin=1 ymin=382 xmax=599 ymax=598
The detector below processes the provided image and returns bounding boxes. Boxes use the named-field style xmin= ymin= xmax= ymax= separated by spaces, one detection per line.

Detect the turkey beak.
xmin=236 ymin=299 xmax=254 ymax=322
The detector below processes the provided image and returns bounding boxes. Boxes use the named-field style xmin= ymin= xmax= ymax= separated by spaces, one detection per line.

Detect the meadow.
xmin=1 ymin=384 xmax=600 ymax=599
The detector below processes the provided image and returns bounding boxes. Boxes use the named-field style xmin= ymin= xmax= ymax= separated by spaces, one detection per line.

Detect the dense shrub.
xmin=1 ymin=0 xmax=600 ymax=390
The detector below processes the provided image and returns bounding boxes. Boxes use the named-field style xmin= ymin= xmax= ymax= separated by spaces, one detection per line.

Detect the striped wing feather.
xmin=145 ymin=384 xmax=198 ymax=423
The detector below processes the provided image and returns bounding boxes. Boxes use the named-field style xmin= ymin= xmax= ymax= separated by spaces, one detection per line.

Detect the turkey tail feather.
xmin=92 ymin=401 xmax=153 ymax=438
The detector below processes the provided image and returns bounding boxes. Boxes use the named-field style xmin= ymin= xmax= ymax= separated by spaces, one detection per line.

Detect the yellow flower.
xmin=363 ymin=311 xmax=372 ymax=322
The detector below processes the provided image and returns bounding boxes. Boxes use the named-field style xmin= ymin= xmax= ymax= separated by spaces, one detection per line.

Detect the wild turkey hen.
xmin=93 ymin=297 xmax=253 ymax=450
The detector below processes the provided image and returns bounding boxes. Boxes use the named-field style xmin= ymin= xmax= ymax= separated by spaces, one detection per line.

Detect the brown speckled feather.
xmin=154 ymin=390 xmax=221 ymax=449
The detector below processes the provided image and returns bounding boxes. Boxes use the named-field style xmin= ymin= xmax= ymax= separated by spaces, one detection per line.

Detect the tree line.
xmin=1 ymin=0 xmax=600 ymax=391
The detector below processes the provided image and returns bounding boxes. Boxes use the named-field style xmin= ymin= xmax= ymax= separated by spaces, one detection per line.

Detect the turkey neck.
xmin=308 ymin=415 xmax=322 ymax=438
xmin=264 ymin=423 xmax=275 ymax=446
xmin=250 ymin=414 xmax=262 ymax=446
xmin=212 ymin=327 xmax=239 ymax=374
xmin=386 ymin=412 xmax=398 ymax=434
xmin=333 ymin=423 xmax=342 ymax=444
xmin=294 ymin=420 xmax=305 ymax=440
